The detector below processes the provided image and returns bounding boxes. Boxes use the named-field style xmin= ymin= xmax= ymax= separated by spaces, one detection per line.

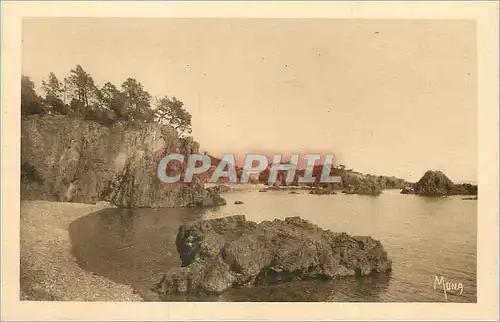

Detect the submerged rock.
xmin=153 ymin=215 xmax=392 ymax=295
xmin=400 ymin=186 xmax=415 ymax=194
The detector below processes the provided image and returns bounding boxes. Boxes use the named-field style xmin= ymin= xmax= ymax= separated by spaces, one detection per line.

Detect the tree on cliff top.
xmin=120 ymin=78 xmax=154 ymax=123
xmin=65 ymin=65 xmax=97 ymax=116
xmin=154 ymin=96 xmax=192 ymax=136
xmin=42 ymin=72 xmax=63 ymax=100
xmin=22 ymin=65 xmax=194 ymax=134
xmin=99 ymin=82 xmax=127 ymax=120
xmin=41 ymin=72 xmax=67 ymax=115
xmin=21 ymin=75 xmax=45 ymax=116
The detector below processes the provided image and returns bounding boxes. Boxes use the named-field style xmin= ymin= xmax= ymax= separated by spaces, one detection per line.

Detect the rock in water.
xmin=452 ymin=183 xmax=478 ymax=196
xmin=400 ymin=186 xmax=414 ymax=194
xmin=342 ymin=178 xmax=382 ymax=196
xmin=186 ymin=186 xmax=227 ymax=208
xmin=340 ymin=172 xmax=383 ymax=195
xmin=212 ymin=185 xmax=231 ymax=193
xmin=309 ymin=187 xmax=337 ymax=195
xmin=154 ymin=215 xmax=392 ymax=295
xmin=413 ymin=170 xmax=477 ymax=197
xmin=413 ymin=170 xmax=454 ymax=196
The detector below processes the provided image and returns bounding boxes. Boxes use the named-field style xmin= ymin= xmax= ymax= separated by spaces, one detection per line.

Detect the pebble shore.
xmin=20 ymin=200 xmax=143 ymax=301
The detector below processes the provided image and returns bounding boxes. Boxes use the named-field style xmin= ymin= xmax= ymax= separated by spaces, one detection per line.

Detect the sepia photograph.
xmin=2 ymin=1 xmax=499 ymax=321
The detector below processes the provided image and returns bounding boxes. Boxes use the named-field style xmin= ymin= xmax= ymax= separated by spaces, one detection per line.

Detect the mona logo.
xmin=434 ymin=276 xmax=464 ymax=300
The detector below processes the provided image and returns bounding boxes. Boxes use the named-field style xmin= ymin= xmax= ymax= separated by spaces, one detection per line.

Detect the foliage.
xmin=22 ymin=65 xmax=193 ymax=135
xmin=41 ymin=72 xmax=63 ymax=100
xmin=100 ymin=82 xmax=126 ymax=120
xmin=65 ymin=65 xmax=97 ymax=115
xmin=120 ymin=78 xmax=153 ymax=124
xmin=41 ymin=73 xmax=68 ymax=115
xmin=155 ymin=96 xmax=192 ymax=136
xmin=21 ymin=76 xmax=45 ymax=116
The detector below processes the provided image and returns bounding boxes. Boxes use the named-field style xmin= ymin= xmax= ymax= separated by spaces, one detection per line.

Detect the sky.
xmin=22 ymin=18 xmax=477 ymax=183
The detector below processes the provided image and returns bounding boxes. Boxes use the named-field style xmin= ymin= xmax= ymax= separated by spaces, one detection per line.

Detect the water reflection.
xmin=160 ymin=273 xmax=392 ymax=302
xmin=69 ymin=207 xmax=204 ymax=300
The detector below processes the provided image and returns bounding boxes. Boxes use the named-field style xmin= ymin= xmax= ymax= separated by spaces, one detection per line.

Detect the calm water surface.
xmin=69 ymin=190 xmax=476 ymax=302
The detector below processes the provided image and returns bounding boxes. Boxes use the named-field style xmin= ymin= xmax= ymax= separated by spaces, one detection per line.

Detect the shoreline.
xmin=20 ymin=200 xmax=143 ymax=301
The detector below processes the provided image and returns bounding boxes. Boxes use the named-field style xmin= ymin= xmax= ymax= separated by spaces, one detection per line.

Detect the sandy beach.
xmin=20 ymin=200 xmax=143 ymax=301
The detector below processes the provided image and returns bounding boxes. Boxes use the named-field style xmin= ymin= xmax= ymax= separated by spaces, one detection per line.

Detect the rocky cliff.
xmin=21 ymin=116 xmax=224 ymax=208
xmin=153 ymin=215 xmax=392 ymax=295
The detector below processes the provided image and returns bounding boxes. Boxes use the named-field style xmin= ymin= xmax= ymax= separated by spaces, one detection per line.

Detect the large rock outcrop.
xmin=342 ymin=177 xmax=382 ymax=196
xmin=21 ymin=116 xmax=225 ymax=208
xmin=153 ymin=215 xmax=392 ymax=295
xmin=412 ymin=170 xmax=477 ymax=197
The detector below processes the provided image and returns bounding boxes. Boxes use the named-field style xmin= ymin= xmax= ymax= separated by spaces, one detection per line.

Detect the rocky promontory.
xmin=411 ymin=170 xmax=477 ymax=197
xmin=153 ymin=215 xmax=392 ymax=295
xmin=21 ymin=116 xmax=224 ymax=208
xmin=342 ymin=177 xmax=382 ymax=196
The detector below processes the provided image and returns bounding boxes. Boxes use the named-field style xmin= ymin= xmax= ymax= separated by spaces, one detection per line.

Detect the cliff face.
xmin=21 ymin=116 xmax=215 ymax=208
